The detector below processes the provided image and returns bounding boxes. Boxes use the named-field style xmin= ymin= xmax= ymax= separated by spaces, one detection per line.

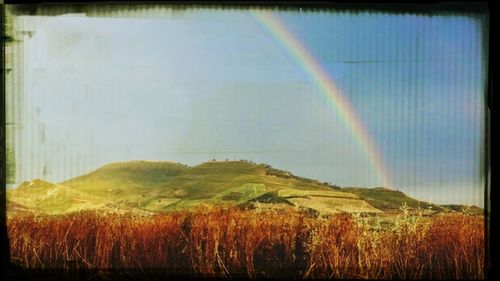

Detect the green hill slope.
xmin=8 ymin=160 xmax=479 ymax=216
xmin=7 ymin=179 xmax=114 ymax=214
xmin=8 ymin=160 xmax=375 ymax=215
xmin=342 ymin=187 xmax=448 ymax=212
xmin=441 ymin=204 xmax=484 ymax=215
xmin=58 ymin=160 xmax=349 ymax=211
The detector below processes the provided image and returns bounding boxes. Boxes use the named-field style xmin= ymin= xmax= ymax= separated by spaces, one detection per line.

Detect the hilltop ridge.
xmin=7 ymin=160 xmax=482 ymax=216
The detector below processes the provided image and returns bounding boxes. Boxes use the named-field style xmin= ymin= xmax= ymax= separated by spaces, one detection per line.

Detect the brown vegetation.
xmin=7 ymin=206 xmax=484 ymax=279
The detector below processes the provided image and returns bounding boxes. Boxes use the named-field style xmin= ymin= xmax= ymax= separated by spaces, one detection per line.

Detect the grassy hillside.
xmin=8 ymin=160 xmax=480 ymax=216
xmin=8 ymin=160 xmax=370 ymax=215
xmin=342 ymin=187 xmax=447 ymax=212
xmin=7 ymin=179 xmax=114 ymax=214
xmin=441 ymin=204 xmax=484 ymax=215
xmin=58 ymin=160 xmax=354 ymax=213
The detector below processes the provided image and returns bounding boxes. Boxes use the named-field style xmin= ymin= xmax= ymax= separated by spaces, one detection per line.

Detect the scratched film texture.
xmin=4 ymin=5 xmax=488 ymax=207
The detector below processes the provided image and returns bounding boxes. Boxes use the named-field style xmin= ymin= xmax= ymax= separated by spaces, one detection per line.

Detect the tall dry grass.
xmin=7 ymin=206 xmax=484 ymax=279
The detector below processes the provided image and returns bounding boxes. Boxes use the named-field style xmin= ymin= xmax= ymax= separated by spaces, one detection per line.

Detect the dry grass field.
xmin=7 ymin=205 xmax=484 ymax=279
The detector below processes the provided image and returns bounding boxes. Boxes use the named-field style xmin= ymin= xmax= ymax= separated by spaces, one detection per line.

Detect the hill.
xmin=6 ymin=179 xmax=137 ymax=215
xmin=342 ymin=187 xmax=483 ymax=215
xmin=342 ymin=187 xmax=448 ymax=213
xmin=7 ymin=160 xmax=375 ymax=215
xmin=441 ymin=204 xmax=484 ymax=215
xmin=6 ymin=160 xmax=481 ymax=216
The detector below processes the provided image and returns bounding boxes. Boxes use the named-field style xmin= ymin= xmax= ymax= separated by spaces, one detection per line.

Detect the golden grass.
xmin=7 ymin=206 xmax=484 ymax=279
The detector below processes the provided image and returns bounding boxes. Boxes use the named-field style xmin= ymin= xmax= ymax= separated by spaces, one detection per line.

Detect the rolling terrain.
xmin=6 ymin=160 xmax=482 ymax=216
xmin=6 ymin=160 xmax=485 ymax=279
xmin=342 ymin=187 xmax=447 ymax=213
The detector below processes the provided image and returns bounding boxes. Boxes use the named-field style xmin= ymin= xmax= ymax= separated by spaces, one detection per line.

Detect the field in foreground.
xmin=8 ymin=207 xmax=484 ymax=279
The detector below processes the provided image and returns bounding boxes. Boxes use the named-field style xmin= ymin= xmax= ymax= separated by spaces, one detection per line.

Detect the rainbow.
xmin=251 ymin=10 xmax=392 ymax=188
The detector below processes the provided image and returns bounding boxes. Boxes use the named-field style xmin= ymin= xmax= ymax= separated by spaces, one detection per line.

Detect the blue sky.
xmin=7 ymin=8 xmax=487 ymax=206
